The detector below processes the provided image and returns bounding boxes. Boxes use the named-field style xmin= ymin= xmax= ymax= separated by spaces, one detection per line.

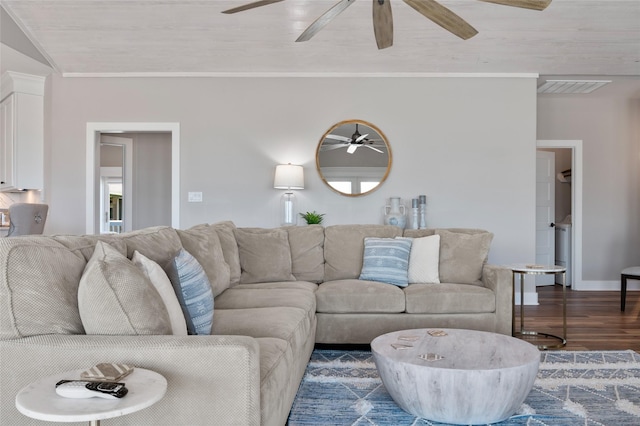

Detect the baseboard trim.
xmin=576 ymin=279 xmax=640 ymax=291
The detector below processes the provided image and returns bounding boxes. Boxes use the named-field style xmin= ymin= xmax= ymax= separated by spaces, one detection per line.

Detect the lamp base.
xmin=281 ymin=191 xmax=297 ymax=226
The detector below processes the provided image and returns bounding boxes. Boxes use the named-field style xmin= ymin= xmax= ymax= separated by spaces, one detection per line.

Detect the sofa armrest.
xmin=0 ymin=334 xmax=261 ymax=426
xmin=481 ymin=264 xmax=513 ymax=335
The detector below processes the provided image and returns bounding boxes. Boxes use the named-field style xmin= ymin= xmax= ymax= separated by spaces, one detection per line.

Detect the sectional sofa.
xmin=0 ymin=222 xmax=512 ymax=425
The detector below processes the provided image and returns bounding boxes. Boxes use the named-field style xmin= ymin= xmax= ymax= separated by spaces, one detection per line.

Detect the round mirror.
xmin=316 ymin=119 xmax=392 ymax=196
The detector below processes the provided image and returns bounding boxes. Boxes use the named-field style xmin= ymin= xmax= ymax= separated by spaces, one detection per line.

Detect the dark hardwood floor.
xmin=516 ymin=284 xmax=640 ymax=351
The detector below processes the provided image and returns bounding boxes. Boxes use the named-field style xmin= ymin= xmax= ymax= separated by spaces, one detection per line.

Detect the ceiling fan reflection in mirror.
xmin=222 ymin=0 xmax=552 ymax=50
xmin=322 ymin=124 xmax=385 ymax=154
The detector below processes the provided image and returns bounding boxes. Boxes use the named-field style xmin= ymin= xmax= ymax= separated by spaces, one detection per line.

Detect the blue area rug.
xmin=288 ymin=349 xmax=640 ymax=425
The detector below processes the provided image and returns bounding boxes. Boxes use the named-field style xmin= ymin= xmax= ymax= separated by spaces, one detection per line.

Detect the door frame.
xmin=86 ymin=122 xmax=180 ymax=234
xmin=536 ymin=140 xmax=583 ymax=290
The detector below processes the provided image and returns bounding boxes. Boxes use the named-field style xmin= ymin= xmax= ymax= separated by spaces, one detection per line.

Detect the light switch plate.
xmin=188 ymin=192 xmax=203 ymax=202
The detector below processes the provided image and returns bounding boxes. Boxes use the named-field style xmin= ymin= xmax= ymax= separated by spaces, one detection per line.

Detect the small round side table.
xmin=510 ymin=264 xmax=567 ymax=350
xmin=15 ymin=367 xmax=166 ymax=426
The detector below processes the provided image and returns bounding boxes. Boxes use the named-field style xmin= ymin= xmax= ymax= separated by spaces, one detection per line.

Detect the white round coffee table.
xmin=371 ymin=328 xmax=540 ymax=425
xmin=15 ymin=367 xmax=166 ymax=426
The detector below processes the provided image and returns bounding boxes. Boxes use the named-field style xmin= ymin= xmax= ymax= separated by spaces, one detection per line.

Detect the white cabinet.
xmin=0 ymin=72 xmax=45 ymax=192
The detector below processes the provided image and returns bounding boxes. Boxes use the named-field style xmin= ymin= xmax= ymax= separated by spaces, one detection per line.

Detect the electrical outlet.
xmin=188 ymin=192 xmax=203 ymax=202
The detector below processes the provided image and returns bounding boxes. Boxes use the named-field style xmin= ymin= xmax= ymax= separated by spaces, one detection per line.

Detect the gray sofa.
xmin=0 ymin=222 xmax=512 ymax=426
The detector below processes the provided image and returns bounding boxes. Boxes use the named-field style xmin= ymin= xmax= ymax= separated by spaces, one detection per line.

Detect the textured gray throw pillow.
xmin=78 ymin=241 xmax=172 ymax=335
xmin=436 ymin=229 xmax=493 ymax=285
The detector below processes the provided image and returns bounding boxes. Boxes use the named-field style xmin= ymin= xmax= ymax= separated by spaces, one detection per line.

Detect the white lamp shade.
xmin=274 ymin=164 xmax=304 ymax=189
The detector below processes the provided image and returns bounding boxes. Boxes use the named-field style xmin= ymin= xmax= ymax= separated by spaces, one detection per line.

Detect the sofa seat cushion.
xmin=215 ymin=288 xmax=316 ymax=324
xmin=404 ymin=283 xmax=496 ymax=314
xmin=212 ymin=307 xmax=311 ymax=354
xmin=316 ymin=279 xmax=405 ymax=314
xmin=232 ymin=281 xmax=318 ymax=292
xmin=255 ymin=333 xmax=314 ymax=426
xmin=215 ymin=288 xmax=316 ymax=311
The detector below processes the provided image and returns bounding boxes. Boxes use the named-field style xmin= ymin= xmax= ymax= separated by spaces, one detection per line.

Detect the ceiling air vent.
xmin=537 ymin=80 xmax=611 ymax=94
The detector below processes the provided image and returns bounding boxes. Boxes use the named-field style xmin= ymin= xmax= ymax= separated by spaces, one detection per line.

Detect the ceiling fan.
xmin=321 ymin=123 xmax=384 ymax=154
xmin=222 ymin=0 xmax=552 ymax=50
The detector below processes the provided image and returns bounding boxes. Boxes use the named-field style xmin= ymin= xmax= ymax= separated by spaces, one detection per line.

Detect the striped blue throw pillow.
xmin=359 ymin=237 xmax=413 ymax=287
xmin=166 ymin=249 xmax=214 ymax=335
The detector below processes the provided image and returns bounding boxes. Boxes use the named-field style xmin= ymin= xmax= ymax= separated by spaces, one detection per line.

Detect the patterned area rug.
xmin=288 ymin=349 xmax=640 ymax=425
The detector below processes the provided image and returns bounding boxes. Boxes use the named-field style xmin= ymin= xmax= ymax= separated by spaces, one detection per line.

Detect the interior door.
xmin=536 ymin=150 xmax=556 ymax=285
xmin=99 ymin=135 xmax=133 ymax=233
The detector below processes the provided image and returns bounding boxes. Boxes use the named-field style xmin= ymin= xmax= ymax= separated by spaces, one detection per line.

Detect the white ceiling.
xmin=1 ymin=0 xmax=639 ymax=77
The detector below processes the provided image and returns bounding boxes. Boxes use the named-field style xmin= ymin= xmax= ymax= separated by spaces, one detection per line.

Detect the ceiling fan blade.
xmin=365 ymin=145 xmax=384 ymax=153
xmin=347 ymin=144 xmax=359 ymax=154
xmin=477 ymin=0 xmax=552 ymax=11
xmin=222 ymin=0 xmax=285 ymax=14
xmin=355 ymin=133 xmax=369 ymax=143
xmin=403 ymin=0 xmax=478 ymax=40
xmin=326 ymin=134 xmax=352 ymax=142
xmin=321 ymin=144 xmax=349 ymax=151
xmin=296 ymin=0 xmax=357 ymax=43
xmin=373 ymin=0 xmax=393 ymax=49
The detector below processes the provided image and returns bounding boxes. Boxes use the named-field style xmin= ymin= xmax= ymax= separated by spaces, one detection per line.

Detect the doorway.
xmin=86 ymin=122 xmax=180 ymax=234
xmin=536 ymin=140 xmax=583 ymax=290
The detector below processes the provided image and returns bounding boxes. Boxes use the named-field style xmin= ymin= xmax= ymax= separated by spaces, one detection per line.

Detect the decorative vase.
xmin=384 ymin=197 xmax=407 ymax=229
xmin=419 ymin=194 xmax=427 ymax=229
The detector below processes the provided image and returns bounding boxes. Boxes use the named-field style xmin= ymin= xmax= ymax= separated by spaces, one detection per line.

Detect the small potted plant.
xmin=299 ymin=211 xmax=325 ymax=225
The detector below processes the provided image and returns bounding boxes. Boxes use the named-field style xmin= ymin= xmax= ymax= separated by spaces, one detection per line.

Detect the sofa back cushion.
xmin=324 ymin=225 xmax=403 ymax=281
xmin=234 ymin=228 xmax=296 ymax=284
xmin=52 ymin=234 xmax=127 ymax=261
xmin=436 ymin=229 xmax=493 ymax=285
xmin=211 ymin=221 xmax=241 ymax=285
xmin=286 ymin=225 xmax=325 ymax=283
xmin=119 ymin=226 xmax=183 ymax=267
xmin=178 ymin=225 xmax=231 ymax=297
xmin=0 ymin=237 xmax=87 ymax=339
xmin=402 ymin=229 xmax=436 ymax=238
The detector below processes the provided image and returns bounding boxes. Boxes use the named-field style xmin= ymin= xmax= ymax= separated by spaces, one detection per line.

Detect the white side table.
xmin=510 ymin=264 xmax=567 ymax=349
xmin=15 ymin=368 xmax=166 ymax=426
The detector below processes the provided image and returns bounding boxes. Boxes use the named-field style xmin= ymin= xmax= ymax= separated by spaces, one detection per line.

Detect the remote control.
xmin=55 ymin=380 xmax=128 ymax=399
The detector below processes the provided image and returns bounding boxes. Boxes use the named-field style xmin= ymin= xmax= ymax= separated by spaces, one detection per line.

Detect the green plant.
xmin=299 ymin=211 xmax=325 ymax=225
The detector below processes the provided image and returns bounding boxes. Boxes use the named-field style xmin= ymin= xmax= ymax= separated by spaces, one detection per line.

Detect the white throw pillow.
xmin=408 ymin=235 xmax=441 ymax=284
xmin=132 ymin=250 xmax=188 ymax=336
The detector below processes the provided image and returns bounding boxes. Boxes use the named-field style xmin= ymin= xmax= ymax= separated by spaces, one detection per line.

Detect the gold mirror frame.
xmin=316 ymin=119 xmax=392 ymax=197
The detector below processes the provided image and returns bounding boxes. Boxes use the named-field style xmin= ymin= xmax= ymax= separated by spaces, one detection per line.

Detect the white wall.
xmin=46 ymin=75 xmax=537 ymax=268
xmin=538 ymin=80 xmax=640 ymax=281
